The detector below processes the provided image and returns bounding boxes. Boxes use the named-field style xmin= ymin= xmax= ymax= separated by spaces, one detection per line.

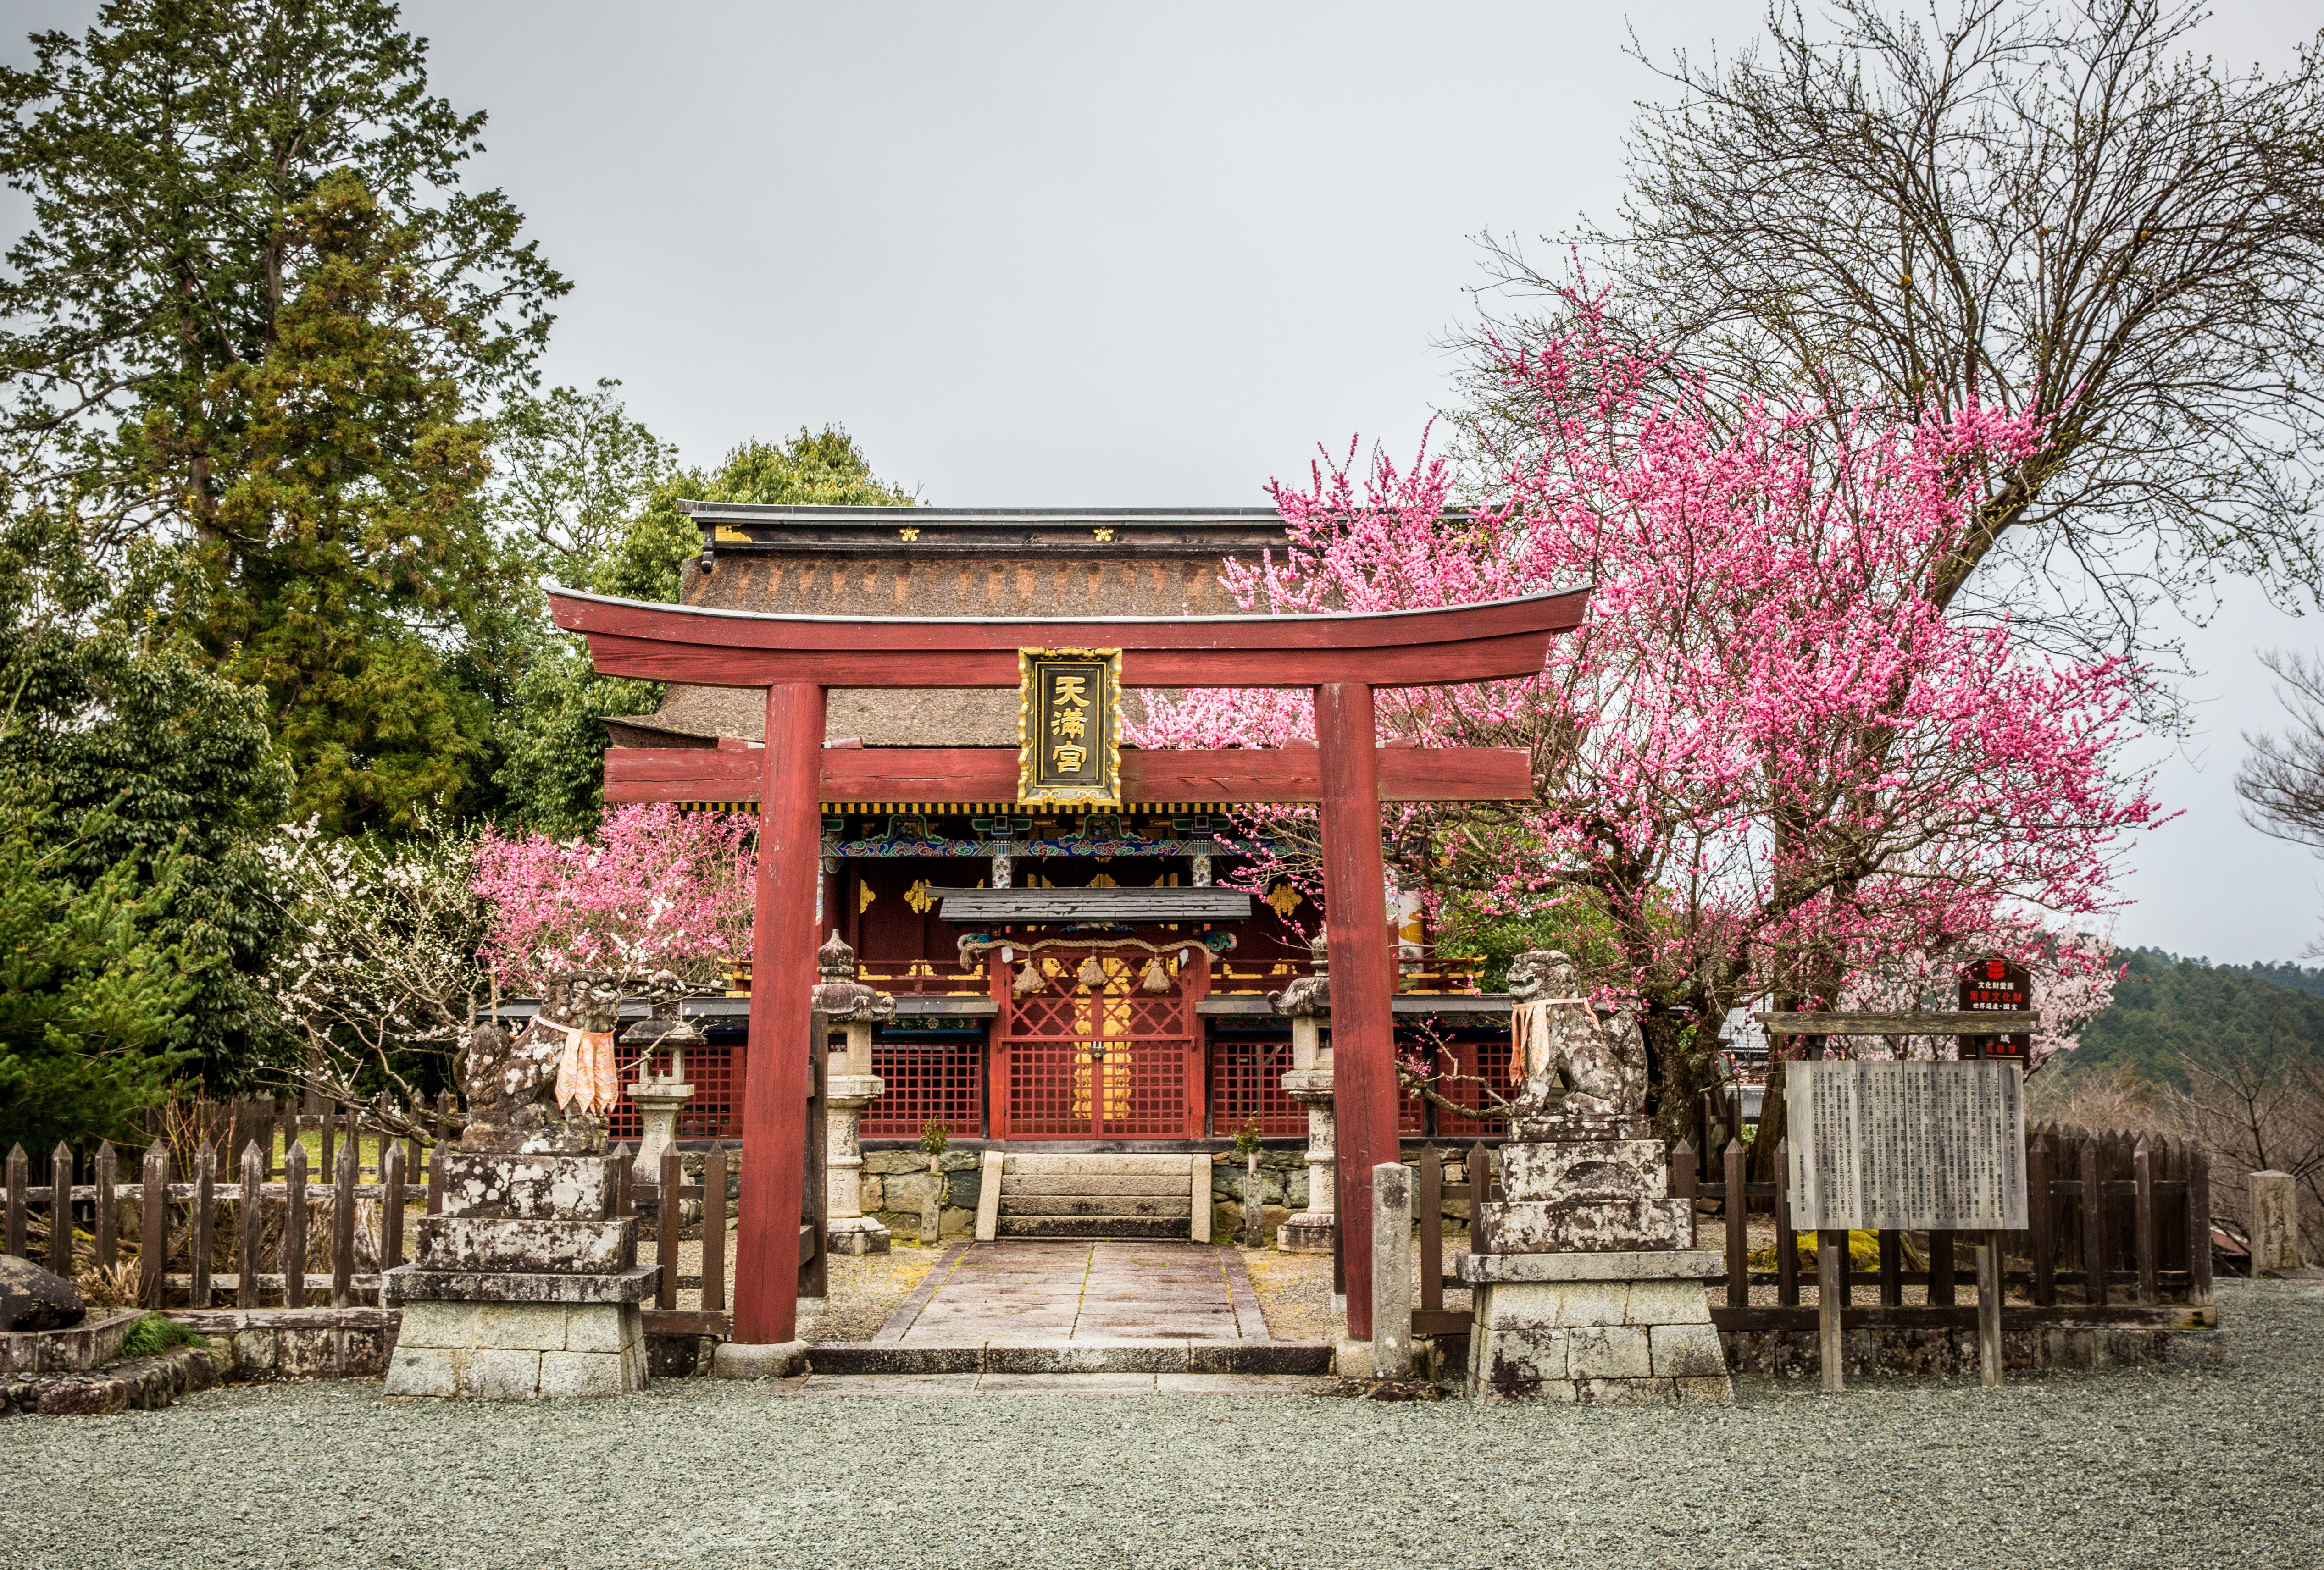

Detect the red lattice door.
xmin=996 ymin=951 xmax=1200 ymax=1139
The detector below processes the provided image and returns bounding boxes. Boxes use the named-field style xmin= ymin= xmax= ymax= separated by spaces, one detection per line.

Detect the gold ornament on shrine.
xmin=1015 ymin=647 xmax=1122 ymax=808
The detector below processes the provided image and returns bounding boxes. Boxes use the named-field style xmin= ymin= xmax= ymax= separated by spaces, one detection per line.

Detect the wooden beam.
xmin=604 ymin=745 xmax=1534 ymax=805
xmin=1754 ymin=1011 xmax=2041 ymax=1036
xmin=549 ymin=587 xmax=1589 ymax=690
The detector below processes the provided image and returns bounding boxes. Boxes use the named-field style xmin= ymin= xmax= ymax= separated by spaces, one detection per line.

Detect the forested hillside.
xmin=2067 ymin=948 xmax=2324 ymax=1084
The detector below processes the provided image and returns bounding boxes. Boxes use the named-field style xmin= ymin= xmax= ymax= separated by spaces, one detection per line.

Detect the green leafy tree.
xmin=0 ymin=788 xmax=201 ymax=1158
xmin=491 ymin=423 xmax=914 ymax=835
xmin=0 ymin=0 xmax=566 ymax=829
xmin=0 ymin=508 xmax=293 ymax=1088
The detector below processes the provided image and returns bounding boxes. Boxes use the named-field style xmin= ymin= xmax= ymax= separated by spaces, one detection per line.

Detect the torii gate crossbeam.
xmin=551 ymin=586 xmax=1588 ymax=1348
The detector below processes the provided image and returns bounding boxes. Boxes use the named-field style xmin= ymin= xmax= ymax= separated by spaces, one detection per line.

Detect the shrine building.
xmin=595 ymin=504 xmax=1515 ymax=1178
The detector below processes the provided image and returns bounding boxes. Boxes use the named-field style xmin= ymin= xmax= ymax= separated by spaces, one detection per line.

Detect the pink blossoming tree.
xmin=471 ymin=803 xmax=755 ymax=994
xmin=1138 ymin=286 xmax=2160 ymax=1142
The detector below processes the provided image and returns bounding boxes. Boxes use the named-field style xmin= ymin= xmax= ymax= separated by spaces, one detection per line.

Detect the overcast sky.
xmin=11 ymin=2 xmax=2324 ymax=962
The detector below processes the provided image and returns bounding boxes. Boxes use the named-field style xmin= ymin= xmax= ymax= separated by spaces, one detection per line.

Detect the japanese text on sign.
xmin=1786 ymin=1060 xmax=2027 ymax=1231
xmin=1016 ymin=649 xmax=1121 ymax=807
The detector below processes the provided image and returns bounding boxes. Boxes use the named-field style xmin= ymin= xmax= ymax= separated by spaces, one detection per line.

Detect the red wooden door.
xmin=995 ymin=950 xmax=1199 ymax=1139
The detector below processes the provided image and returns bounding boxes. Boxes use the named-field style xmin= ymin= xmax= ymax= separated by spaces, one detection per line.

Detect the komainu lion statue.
xmin=1504 ymin=949 xmax=1648 ymax=1130
xmin=460 ymin=969 xmax=626 ymax=1155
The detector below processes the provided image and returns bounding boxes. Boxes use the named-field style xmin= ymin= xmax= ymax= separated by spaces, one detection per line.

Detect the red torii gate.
xmin=550 ymin=585 xmax=1589 ymax=1345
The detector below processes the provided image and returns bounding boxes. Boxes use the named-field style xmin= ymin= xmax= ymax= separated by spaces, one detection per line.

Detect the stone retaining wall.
xmin=1724 ymin=1324 xmax=2225 ymax=1377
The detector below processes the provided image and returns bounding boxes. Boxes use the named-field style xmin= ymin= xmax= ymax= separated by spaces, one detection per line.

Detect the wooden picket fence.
xmin=1669 ymin=1112 xmax=2215 ymax=1332
xmin=3 ymin=1103 xmax=739 ymax=1332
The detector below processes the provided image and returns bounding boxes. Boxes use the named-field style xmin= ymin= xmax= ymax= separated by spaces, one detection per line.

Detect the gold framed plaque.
xmin=1016 ymin=648 xmax=1122 ymax=807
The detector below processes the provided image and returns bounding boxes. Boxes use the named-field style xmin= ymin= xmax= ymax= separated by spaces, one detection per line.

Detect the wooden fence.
xmin=3 ymin=1104 xmax=746 ymax=1338
xmin=1669 ymin=1119 xmax=2215 ymax=1334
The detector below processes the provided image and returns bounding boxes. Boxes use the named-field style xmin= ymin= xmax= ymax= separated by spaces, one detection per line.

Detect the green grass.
xmin=119 ymin=1313 xmax=206 ymax=1359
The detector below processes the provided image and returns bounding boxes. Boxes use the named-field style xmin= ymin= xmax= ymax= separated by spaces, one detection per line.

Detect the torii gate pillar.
xmin=732 ymin=682 xmax=825 ymax=1344
xmin=1317 ymin=682 xmax=1394 ymax=1345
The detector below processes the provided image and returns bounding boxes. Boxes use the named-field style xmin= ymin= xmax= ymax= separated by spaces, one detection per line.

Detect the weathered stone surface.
xmin=1650 ymin=1321 xmax=1728 ymax=1378
xmin=1477 ymin=1196 xmax=1691 ymax=1253
xmin=462 ymin=1349 xmax=544 ymax=1398
xmin=1460 ymin=1248 xmax=1724 ymax=1284
xmin=1623 ymin=1278 xmax=1714 ymax=1325
xmin=0 ymin=1309 xmax=138 ymax=1373
xmin=474 ymin=1303 xmax=575 ymax=1351
xmin=2250 ymin=1170 xmax=2302 ymax=1272
xmin=1546 ymin=1281 xmax=1631 ymax=1327
xmin=827 ymin=1215 xmax=892 ymax=1255
xmin=0 ymin=1254 xmax=86 ymax=1332
xmin=1573 ymin=1376 xmax=1678 ymax=1405
xmin=1677 ymin=1374 xmax=1735 ymax=1403
xmin=413 ymin=1216 xmax=636 ymax=1275
xmin=438 ymin=1155 xmax=613 ymax=1219
xmin=710 ymin=1339 xmax=808 ymax=1379
xmin=539 ymin=1349 xmax=632 ymax=1397
xmin=4 ymin=1347 xmax=217 ymax=1417
xmin=382 ymin=1263 xmax=656 ymax=1305
xmin=1566 ymin=1324 xmax=1653 ymax=1379
xmin=383 ymin=1344 xmax=458 ymax=1397
xmin=1498 ymin=1139 xmax=1670 ymax=1204
xmin=1276 ymin=1213 xmax=1335 ymax=1254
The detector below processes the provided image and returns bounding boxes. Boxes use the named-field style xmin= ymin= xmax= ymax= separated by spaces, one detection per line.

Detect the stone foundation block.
xmin=1574 ymin=1376 xmax=1679 ymax=1405
xmin=1677 ymin=1374 xmax=1734 ymax=1403
xmin=1623 ymin=1278 xmax=1713 ymax=1325
xmin=414 ymin=1216 xmax=635 ymax=1275
xmin=438 ymin=1155 xmax=613 ymax=1219
xmin=539 ymin=1350 xmax=631 ymax=1398
xmin=709 ymin=1340 xmax=808 ymax=1379
xmin=827 ymin=1216 xmax=891 ymax=1255
xmin=564 ymin=1304 xmax=642 ymax=1355
xmin=1499 ymin=1139 xmax=1670 ymax=1202
xmin=462 ymin=1349 xmax=543 ymax=1399
xmin=1479 ymin=1197 xmax=1692 ymax=1253
xmin=384 ymin=1345 xmax=459 ymax=1398
xmin=1567 ymin=1325 xmax=1653 ymax=1379
xmin=1551 ymin=1281 xmax=1631 ymax=1327
xmin=1649 ymin=1322 xmax=1727 ymax=1378
xmin=472 ymin=1303 xmax=574 ymax=1352
xmin=1276 ymin=1214 xmax=1336 ymax=1254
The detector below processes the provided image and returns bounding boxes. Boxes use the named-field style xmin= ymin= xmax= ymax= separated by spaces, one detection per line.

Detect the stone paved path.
xmin=873 ymin=1239 xmax=1268 ymax=1344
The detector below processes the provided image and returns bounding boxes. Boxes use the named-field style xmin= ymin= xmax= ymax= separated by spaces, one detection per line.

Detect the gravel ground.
xmin=1242 ymin=1236 xmax=1471 ymax=1341
xmin=2 ymin=1278 xmax=2314 ymax=1570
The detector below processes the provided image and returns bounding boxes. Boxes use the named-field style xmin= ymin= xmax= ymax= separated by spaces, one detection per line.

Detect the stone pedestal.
xmin=625 ymin=1080 xmax=693 ymax=1180
xmin=1274 ymin=948 xmax=1337 ymax=1255
xmin=1463 ymin=1249 xmax=1729 ymax=1404
xmin=383 ymin=1153 xmax=652 ymax=1399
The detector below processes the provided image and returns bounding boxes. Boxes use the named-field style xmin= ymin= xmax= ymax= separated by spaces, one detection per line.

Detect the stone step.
xmin=1002 ymin=1173 xmax=1193 ymax=1197
xmin=996 ymin=1215 xmax=1193 ymax=1240
xmin=1000 ymin=1195 xmax=1192 ymax=1218
xmin=1002 ymin=1153 xmax=1194 ymax=1177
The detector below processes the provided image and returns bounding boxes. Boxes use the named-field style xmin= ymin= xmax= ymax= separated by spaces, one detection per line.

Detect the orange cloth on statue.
xmin=539 ymin=1019 xmax=619 ymax=1117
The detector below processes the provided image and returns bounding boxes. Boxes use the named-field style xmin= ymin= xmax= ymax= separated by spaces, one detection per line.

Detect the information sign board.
xmin=1958 ymin=954 xmax=2032 ymax=1059
xmin=1786 ymin=1059 xmax=2027 ymax=1231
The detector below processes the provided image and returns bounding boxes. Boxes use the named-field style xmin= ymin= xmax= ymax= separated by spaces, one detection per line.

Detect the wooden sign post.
xmin=1764 ymin=1035 xmax=2036 ymax=1394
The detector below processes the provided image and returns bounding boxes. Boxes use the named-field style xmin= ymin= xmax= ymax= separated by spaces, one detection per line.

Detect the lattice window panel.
xmin=1207 ymin=1038 xmax=1304 ymax=1138
xmin=864 ymin=1044 xmax=984 ymax=1140
xmin=1431 ymin=1037 xmax=1515 ymax=1139
xmin=606 ymin=1045 xmax=743 ymax=1144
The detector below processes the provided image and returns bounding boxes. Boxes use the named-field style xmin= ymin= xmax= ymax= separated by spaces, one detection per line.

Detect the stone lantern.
xmin=1271 ymin=934 xmax=1335 ymax=1255
xmin=620 ymin=970 xmax=703 ymax=1182
xmin=810 ymin=932 xmax=897 ymax=1255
